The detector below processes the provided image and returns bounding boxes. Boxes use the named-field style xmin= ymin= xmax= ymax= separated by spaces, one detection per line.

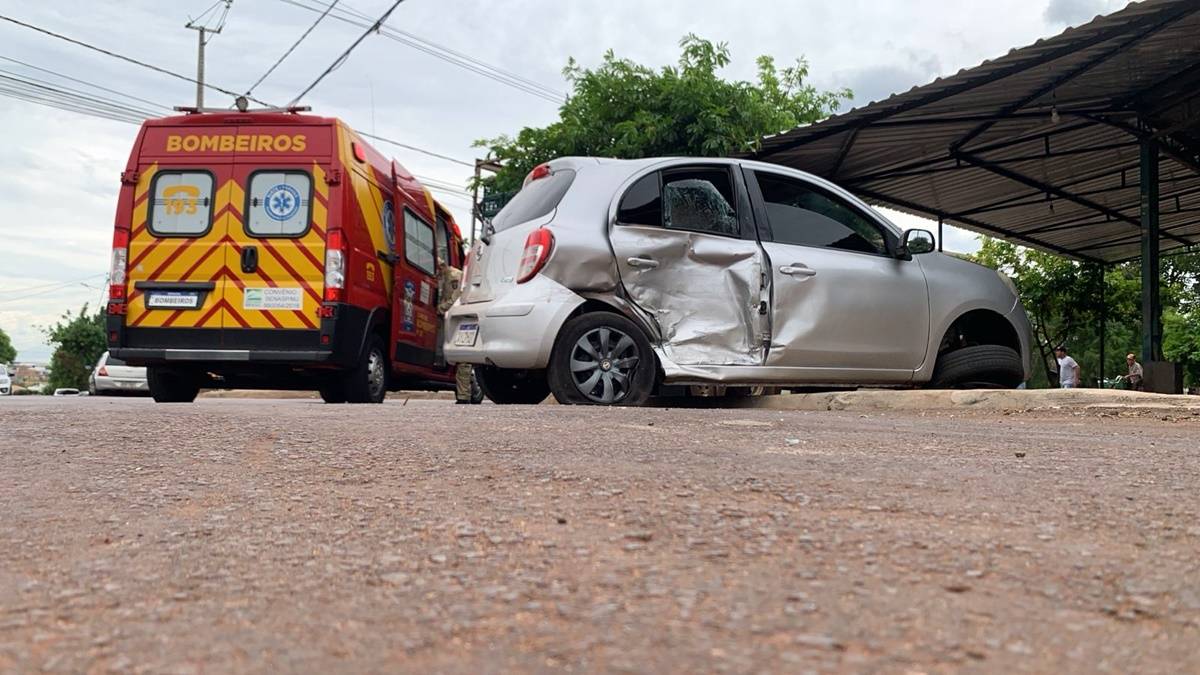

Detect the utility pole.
xmin=185 ymin=1 xmax=233 ymax=108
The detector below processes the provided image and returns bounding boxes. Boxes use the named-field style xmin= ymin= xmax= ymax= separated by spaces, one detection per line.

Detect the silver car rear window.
xmin=490 ymin=169 xmax=576 ymax=233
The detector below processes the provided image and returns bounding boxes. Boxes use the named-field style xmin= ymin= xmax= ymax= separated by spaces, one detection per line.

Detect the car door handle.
xmin=779 ymin=264 xmax=816 ymax=277
xmin=627 ymin=257 xmax=659 ymax=269
xmin=241 ymin=246 xmax=259 ymax=274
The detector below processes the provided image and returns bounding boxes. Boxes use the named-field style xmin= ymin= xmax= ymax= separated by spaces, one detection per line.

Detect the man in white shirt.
xmin=1055 ymin=346 xmax=1080 ymax=388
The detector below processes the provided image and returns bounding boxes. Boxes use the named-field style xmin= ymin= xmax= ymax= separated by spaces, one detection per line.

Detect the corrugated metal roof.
xmin=751 ymin=0 xmax=1200 ymax=263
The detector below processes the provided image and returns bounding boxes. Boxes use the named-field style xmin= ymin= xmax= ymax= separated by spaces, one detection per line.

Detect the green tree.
xmin=973 ymin=237 xmax=1200 ymax=388
xmin=44 ymin=305 xmax=105 ymax=391
xmin=476 ymin=35 xmax=851 ymax=193
xmin=0 ymin=327 xmax=15 ymax=364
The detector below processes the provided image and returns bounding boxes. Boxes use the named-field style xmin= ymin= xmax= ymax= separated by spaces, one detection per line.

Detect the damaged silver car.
xmin=445 ymin=157 xmax=1031 ymax=405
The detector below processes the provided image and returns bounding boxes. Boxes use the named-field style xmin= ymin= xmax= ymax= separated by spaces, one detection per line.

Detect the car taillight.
xmin=522 ymin=163 xmax=551 ymax=187
xmin=516 ymin=228 xmax=554 ymax=284
xmin=324 ymin=229 xmax=346 ymax=302
xmin=98 ymin=366 xmax=108 ymax=377
xmin=109 ymin=229 xmax=129 ymax=301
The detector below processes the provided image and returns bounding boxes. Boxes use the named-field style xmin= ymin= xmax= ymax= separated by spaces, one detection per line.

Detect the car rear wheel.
xmin=929 ymin=344 xmax=1024 ymax=389
xmin=476 ymin=366 xmax=549 ymax=404
xmin=148 ymin=367 xmax=200 ymax=403
xmin=343 ymin=335 xmax=388 ymax=404
xmin=548 ymin=313 xmax=655 ymax=406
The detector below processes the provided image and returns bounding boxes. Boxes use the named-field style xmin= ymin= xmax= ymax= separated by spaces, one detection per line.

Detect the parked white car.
xmin=446 ymin=157 xmax=1031 ymax=405
xmin=0 ymin=365 xmax=11 ymax=396
xmin=89 ymin=352 xmax=149 ymax=395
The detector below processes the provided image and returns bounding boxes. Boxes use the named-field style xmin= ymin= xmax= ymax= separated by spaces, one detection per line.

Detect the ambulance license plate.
xmin=146 ymin=291 xmax=200 ymax=309
xmin=453 ymin=322 xmax=479 ymax=347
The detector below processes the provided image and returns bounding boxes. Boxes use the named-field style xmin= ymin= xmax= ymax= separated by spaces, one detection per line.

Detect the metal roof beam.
xmin=953 ymin=150 xmax=1195 ymax=248
xmin=1076 ymin=217 xmax=1200 ymax=252
xmin=754 ymin=2 xmax=1198 ymax=158
xmin=828 ymin=127 xmax=859 ymax=179
xmin=843 ymin=119 xmax=1096 ymax=185
xmin=852 ymin=186 xmax=1106 ymax=263
xmin=949 ymin=5 xmax=1196 ymax=153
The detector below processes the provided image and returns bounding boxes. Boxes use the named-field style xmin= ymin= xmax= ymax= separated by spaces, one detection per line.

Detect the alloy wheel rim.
xmin=368 ymin=349 xmax=385 ymax=399
xmin=570 ymin=327 xmax=639 ymax=404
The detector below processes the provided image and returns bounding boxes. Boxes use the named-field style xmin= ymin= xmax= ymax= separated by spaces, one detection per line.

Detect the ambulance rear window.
xmin=246 ymin=171 xmax=312 ymax=237
xmin=149 ymin=171 xmax=214 ymax=237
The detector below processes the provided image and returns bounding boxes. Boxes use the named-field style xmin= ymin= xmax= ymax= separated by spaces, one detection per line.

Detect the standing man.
xmin=1121 ymin=353 xmax=1145 ymax=391
xmin=436 ymin=257 xmax=476 ymax=404
xmin=1055 ymin=346 xmax=1080 ymax=389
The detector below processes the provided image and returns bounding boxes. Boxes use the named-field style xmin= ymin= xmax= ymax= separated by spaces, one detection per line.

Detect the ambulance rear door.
xmin=224 ymin=125 xmax=332 ymax=349
xmin=124 ymin=127 xmax=235 ymax=346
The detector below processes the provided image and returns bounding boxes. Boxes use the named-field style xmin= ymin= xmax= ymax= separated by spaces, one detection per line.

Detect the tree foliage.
xmin=973 ymin=237 xmax=1200 ymax=388
xmin=0 ymin=327 xmax=15 ymax=364
xmin=476 ymin=35 xmax=850 ymax=193
xmin=44 ymin=305 xmax=105 ymax=391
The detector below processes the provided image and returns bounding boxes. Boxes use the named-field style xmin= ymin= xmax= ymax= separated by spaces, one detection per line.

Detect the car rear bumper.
xmin=94 ymin=376 xmax=149 ymax=392
xmin=444 ymin=275 xmax=585 ymax=369
xmin=1007 ymin=302 xmax=1034 ymax=382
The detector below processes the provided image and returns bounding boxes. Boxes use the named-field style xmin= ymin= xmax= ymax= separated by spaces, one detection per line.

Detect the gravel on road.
xmin=1 ymin=397 xmax=1198 ymax=673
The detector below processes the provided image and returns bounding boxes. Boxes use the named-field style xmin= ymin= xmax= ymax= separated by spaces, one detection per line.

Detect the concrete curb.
xmin=720 ymin=388 xmax=1200 ymax=413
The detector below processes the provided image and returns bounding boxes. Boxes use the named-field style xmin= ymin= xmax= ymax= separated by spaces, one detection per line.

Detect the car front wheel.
xmin=929 ymin=344 xmax=1024 ymax=389
xmin=548 ymin=313 xmax=655 ymax=406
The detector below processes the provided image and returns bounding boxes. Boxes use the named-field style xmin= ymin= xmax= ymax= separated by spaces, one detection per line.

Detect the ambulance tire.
xmin=148 ymin=367 xmax=200 ymax=403
xmin=476 ymin=366 xmax=550 ymax=405
xmin=318 ymin=381 xmax=347 ymax=404
xmin=344 ymin=335 xmax=388 ymax=404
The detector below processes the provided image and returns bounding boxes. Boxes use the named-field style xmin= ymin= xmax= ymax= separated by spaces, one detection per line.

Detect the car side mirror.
xmin=899 ymin=229 xmax=935 ymax=259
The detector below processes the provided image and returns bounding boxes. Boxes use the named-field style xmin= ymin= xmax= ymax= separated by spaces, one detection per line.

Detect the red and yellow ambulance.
xmin=106 ymin=108 xmax=467 ymax=403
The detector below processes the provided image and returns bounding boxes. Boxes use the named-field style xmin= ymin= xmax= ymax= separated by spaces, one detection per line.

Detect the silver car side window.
xmin=755 ymin=172 xmax=887 ymax=255
xmin=661 ymin=170 xmax=739 ymax=237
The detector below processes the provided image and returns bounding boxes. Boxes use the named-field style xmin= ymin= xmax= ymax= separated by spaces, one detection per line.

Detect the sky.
xmin=0 ymin=0 xmax=1131 ymax=362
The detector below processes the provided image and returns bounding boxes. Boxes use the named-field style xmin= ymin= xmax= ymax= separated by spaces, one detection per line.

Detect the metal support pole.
xmin=471 ymin=160 xmax=482 ymax=243
xmin=1098 ymin=265 xmax=1106 ymax=385
xmin=195 ymin=27 xmax=206 ymax=108
xmin=937 ymin=216 xmax=944 ymax=252
xmin=1139 ymin=136 xmax=1162 ymax=362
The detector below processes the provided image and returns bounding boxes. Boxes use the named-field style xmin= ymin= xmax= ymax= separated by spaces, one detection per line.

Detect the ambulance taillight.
xmin=324 ymin=229 xmax=346 ymax=302
xmin=109 ymin=229 xmax=129 ymax=301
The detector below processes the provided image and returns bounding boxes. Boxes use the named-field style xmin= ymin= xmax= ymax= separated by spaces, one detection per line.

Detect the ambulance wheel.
xmin=476 ymin=366 xmax=550 ymax=405
xmin=344 ymin=335 xmax=387 ymax=404
xmin=548 ymin=312 xmax=655 ymax=406
xmin=148 ymin=367 xmax=200 ymax=403
xmin=318 ymin=381 xmax=347 ymax=404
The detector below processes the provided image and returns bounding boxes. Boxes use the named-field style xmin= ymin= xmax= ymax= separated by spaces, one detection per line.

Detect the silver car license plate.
xmin=146 ymin=291 xmax=200 ymax=309
xmin=453 ymin=322 xmax=479 ymax=347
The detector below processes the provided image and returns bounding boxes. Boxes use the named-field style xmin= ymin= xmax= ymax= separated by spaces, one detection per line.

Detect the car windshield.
xmin=490 ymin=169 xmax=576 ymax=234
xmin=106 ymin=355 xmax=127 ymax=366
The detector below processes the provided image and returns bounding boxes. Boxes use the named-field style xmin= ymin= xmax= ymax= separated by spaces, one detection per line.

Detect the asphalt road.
xmin=2 ymin=397 xmax=1198 ymax=673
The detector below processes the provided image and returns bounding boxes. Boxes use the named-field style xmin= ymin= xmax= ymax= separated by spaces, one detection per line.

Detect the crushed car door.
xmin=609 ymin=164 xmax=765 ymax=366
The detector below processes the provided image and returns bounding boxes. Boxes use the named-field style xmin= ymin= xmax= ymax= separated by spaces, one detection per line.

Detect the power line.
xmin=0 ymin=71 xmax=162 ymax=119
xmin=0 ymin=274 xmax=107 ymax=297
xmin=289 ymin=0 xmax=405 ymax=106
xmin=278 ymin=0 xmax=564 ymax=103
xmin=0 ymin=55 xmax=173 ymax=112
xmin=356 ymin=131 xmax=472 ymax=167
xmin=246 ymin=0 xmax=339 ymax=96
xmin=0 ymin=14 xmax=272 ymax=107
xmin=339 ymin=0 xmax=563 ymax=99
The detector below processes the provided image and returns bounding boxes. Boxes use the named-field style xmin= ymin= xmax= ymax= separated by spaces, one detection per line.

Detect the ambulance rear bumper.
xmin=112 ymin=348 xmax=335 ymax=363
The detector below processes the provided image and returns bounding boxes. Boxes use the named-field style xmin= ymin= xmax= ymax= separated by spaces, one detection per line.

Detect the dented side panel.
xmin=610 ymin=225 xmax=763 ymax=366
